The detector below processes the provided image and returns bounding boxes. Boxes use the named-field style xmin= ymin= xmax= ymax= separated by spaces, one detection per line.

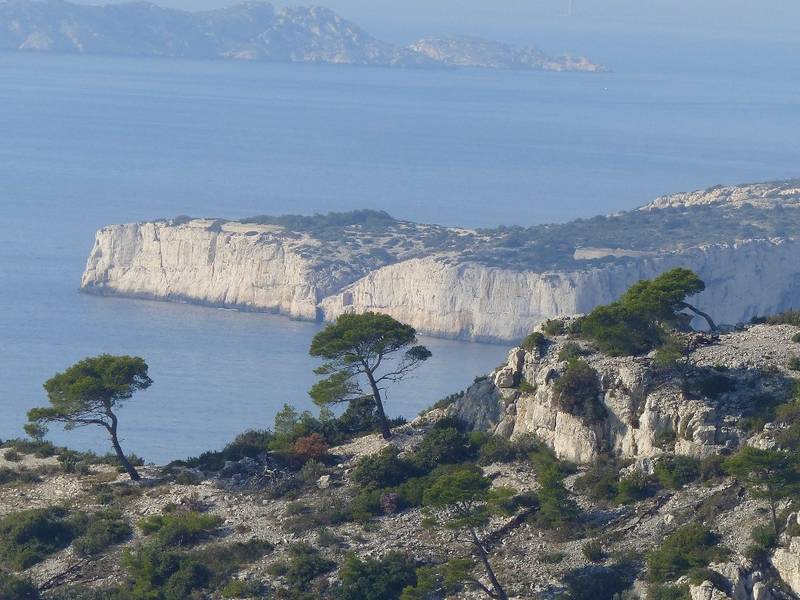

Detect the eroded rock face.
xmin=452 ymin=325 xmax=796 ymax=464
xmin=81 ymin=179 xmax=800 ymax=341
xmin=772 ymin=537 xmax=800 ymax=596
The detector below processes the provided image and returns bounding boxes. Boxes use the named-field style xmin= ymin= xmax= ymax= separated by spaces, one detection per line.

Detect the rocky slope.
xmin=0 ymin=0 xmax=603 ymax=71
xmin=81 ymin=178 xmax=800 ymax=342
xmin=4 ymin=321 xmax=800 ymax=599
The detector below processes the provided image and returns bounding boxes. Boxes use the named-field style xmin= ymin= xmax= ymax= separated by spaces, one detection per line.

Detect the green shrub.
xmin=122 ymin=540 xmax=270 ymax=600
xmin=0 ymin=507 xmax=82 ymax=569
xmin=542 ymin=552 xmax=567 ymax=564
xmin=518 ymin=378 xmax=537 ymax=394
xmin=763 ymin=310 xmax=800 ymax=326
xmin=543 ymin=319 xmax=567 ymax=336
xmin=180 ymin=429 xmax=273 ymax=472
xmin=553 ymin=359 xmax=605 ymax=421
xmin=283 ymin=543 xmax=336 ymax=591
xmin=749 ymin=523 xmax=778 ymax=552
xmin=521 ymin=332 xmax=548 ymax=353
xmin=411 ymin=427 xmax=473 ymax=471
xmin=0 ymin=572 xmax=39 ymax=600
xmin=558 ymin=341 xmax=587 ymax=362
xmin=646 ymin=524 xmax=724 ymax=583
xmin=579 ymin=303 xmax=663 ymax=356
xmin=476 ymin=435 xmax=517 ymax=465
xmin=73 ymin=510 xmax=132 ymax=556
xmin=647 ymin=583 xmax=690 ymax=600
xmin=333 ymin=552 xmax=417 ymax=600
xmin=0 ymin=467 xmax=40 ymax=486
xmin=562 ymin=563 xmax=635 ymax=600
xmin=687 ymin=567 xmax=729 ymax=591
xmin=789 ymin=356 xmax=800 ymax=371
xmin=699 ymin=455 xmax=726 ymax=482
xmin=654 ymin=456 xmax=700 ymax=489
xmin=4 ymin=449 xmax=22 ymax=462
xmin=138 ymin=511 xmax=222 ymax=547
xmin=582 ymin=539 xmax=605 ymax=562
xmin=792 ymin=332 xmax=800 ymax=343
xmin=533 ymin=459 xmax=580 ymax=529
xmin=352 ymin=447 xmax=417 ymax=489
xmin=616 ymin=472 xmax=657 ymax=505
xmin=694 ymin=374 xmax=734 ymax=398
xmin=220 ymin=578 xmax=265 ymax=598
xmin=574 ymin=456 xmax=621 ymax=503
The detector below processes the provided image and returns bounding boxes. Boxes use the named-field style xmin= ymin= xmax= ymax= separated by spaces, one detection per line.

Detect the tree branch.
xmin=679 ymin=301 xmax=717 ymax=331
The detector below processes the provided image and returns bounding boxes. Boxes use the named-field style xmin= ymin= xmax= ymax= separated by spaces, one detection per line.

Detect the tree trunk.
xmin=365 ymin=368 xmax=392 ymax=440
xmin=767 ymin=485 xmax=779 ymax=534
xmin=679 ymin=301 xmax=717 ymax=331
xmin=106 ymin=413 xmax=140 ymax=481
xmin=471 ymin=528 xmax=508 ymax=600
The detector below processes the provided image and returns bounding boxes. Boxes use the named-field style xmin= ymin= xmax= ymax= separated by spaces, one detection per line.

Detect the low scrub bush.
xmin=533 ymin=457 xmax=580 ymax=529
xmin=411 ymin=427 xmax=474 ymax=471
xmin=122 ymin=540 xmax=271 ymax=599
xmin=574 ymin=456 xmax=621 ymax=504
xmin=693 ymin=373 xmax=734 ymax=398
xmin=138 ymin=511 xmax=222 ymax=547
xmin=0 ymin=467 xmax=40 ymax=486
xmin=654 ymin=456 xmax=701 ymax=489
xmin=647 ymin=583 xmax=690 ymax=600
xmin=542 ymin=319 xmax=567 ymax=336
xmin=558 ymin=341 xmax=588 ymax=361
xmin=332 ymin=551 xmax=417 ymax=600
xmin=553 ymin=359 xmax=605 ymax=422
xmin=616 ymin=472 xmax=658 ymax=505
xmin=0 ymin=507 xmax=82 ymax=569
xmin=72 ymin=510 xmax=132 ymax=556
xmin=0 ymin=572 xmax=39 ymax=600
xmin=282 ymin=543 xmax=336 ymax=592
xmin=646 ymin=524 xmax=725 ymax=583
xmin=352 ymin=447 xmax=417 ymax=489
xmin=220 ymin=578 xmax=265 ymax=598
xmin=562 ymin=563 xmax=635 ymax=600
xmin=521 ymin=331 xmax=548 ymax=353
xmin=582 ymin=539 xmax=605 ymax=562
xmin=4 ymin=449 xmax=22 ymax=462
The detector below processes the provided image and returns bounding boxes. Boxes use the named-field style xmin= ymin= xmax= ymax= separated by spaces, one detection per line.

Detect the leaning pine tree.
xmin=309 ymin=312 xmax=431 ymax=440
xmin=27 ymin=354 xmax=152 ymax=481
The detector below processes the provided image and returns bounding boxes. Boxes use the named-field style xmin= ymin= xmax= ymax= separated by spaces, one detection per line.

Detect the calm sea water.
xmin=1 ymin=50 xmax=799 ymax=462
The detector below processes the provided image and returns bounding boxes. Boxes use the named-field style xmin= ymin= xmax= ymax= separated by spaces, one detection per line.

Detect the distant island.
xmin=81 ymin=178 xmax=800 ymax=342
xmin=0 ymin=0 xmax=606 ymax=72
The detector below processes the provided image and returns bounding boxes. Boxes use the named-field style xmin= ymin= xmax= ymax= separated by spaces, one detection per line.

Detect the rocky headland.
xmin=0 ymin=0 xmax=604 ymax=72
xmin=81 ymin=178 xmax=800 ymax=342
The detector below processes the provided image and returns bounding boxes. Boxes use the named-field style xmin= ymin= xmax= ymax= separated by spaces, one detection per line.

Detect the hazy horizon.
xmin=72 ymin=0 xmax=800 ymax=43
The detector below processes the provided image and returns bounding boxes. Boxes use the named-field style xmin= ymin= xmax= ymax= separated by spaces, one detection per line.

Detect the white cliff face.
xmin=451 ymin=325 xmax=797 ymax=463
xmin=320 ymin=238 xmax=800 ymax=341
xmin=81 ymin=179 xmax=800 ymax=342
xmin=82 ymin=221 xmax=324 ymax=319
xmin=82 ymin=224 xmax=800 ymax=341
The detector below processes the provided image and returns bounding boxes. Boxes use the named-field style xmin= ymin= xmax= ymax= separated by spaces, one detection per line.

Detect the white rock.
xmin=771 ymin=536 xmax=800 ymax=596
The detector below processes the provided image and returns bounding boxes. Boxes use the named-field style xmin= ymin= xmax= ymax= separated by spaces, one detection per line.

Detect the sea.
xmin=1 ymin=43 xmax=799 ymax=462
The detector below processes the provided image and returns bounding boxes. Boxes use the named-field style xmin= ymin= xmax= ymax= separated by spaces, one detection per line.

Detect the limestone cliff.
xmin=451 ymin=322 xmax=799 ymax=464
xmin=81 ymin=178 xmax=800 ymax=341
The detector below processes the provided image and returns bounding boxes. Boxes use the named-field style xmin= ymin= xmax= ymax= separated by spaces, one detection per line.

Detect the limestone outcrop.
xmin=82 ymin=178 xmax=800 ymax=342
xmin=451 ymin=324 xmax=799 ymax=464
